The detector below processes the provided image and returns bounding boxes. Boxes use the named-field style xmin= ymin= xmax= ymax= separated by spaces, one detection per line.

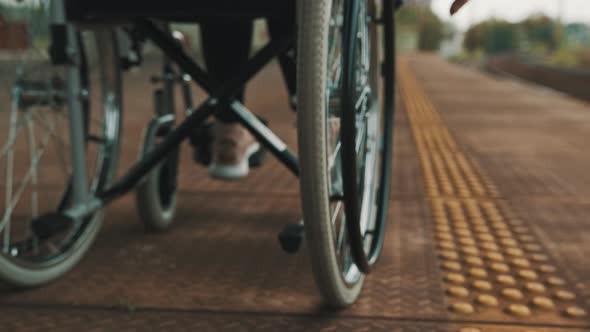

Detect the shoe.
xmin=208 ymin=122 xmax=261 ymax=180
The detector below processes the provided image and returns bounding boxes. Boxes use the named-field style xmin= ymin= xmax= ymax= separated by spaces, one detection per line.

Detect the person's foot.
xmin=208 ymin=122 xmax=261 ymax=180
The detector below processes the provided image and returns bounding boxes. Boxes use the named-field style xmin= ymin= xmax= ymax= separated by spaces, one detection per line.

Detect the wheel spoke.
xmin=328 ymin=141 xmax=342 ymax=170
xmin=26 ymin=109 xmax=39 ymax=245
xmin=0 ymin=101 xmax=29 ymax=161
xmin=3 ymin=104 xmax=19 ymax=252
xmin=0 ymin=7 xmax=124 ymax=279
xmin=31 ymin=109 xmax=71 ymax=181
xmin=333 ymin=203 xmax=347 ymax=254
xmin=1 ymin=115 xmax=52 ymax=234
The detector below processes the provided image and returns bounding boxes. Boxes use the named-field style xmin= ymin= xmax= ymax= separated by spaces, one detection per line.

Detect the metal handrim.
xmin=326 ymin=0 xmax=380 ymax=284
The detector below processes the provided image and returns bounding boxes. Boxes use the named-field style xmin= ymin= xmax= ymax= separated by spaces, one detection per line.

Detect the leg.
xmin=267 ymin=8 xmax=297 ymax=106
xmin=200 ymin=20 xmax=252 ymax=123
xmin=199 ymin=20 xmax=263 ymax=179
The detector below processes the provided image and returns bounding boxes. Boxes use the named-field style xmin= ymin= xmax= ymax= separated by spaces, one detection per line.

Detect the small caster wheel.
xmin=135 ymin=114 xmax=179 ymax=231
xmin=278 ymin=223 xmax=305 ymax=254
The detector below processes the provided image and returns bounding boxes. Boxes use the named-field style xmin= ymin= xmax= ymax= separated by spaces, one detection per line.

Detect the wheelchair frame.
xmin=48 ymin=0 xmax=396 ymax=273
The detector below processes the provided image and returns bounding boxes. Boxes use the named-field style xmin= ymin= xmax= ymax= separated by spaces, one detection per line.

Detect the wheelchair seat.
xmin=66 ymin=0 xmax=294 ymax=22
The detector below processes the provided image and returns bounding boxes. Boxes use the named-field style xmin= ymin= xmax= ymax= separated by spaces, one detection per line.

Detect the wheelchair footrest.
xmin=278 ymin=223 xmax=305 ymax=254
xmin=31 ymin=213 xmax=74 ymax=241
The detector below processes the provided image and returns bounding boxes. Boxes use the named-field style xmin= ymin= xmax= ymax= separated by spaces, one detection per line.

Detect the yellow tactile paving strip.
xmin=398 ymin=59 xmax=588 ymax=326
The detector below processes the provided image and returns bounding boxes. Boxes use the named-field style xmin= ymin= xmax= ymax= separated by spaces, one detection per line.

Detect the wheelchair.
xmin=0 ymin=0 xmax=397 ymax=307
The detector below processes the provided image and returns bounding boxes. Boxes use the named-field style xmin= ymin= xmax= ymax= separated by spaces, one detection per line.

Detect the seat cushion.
xmin=67 ymin=0 xmax=294 ymax=22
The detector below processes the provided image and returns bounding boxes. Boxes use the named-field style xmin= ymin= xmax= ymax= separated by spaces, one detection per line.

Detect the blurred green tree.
xmin=464 ymin=20 xmax=519 ymax=54
xmin=463 ymin=22 xmax=488 ymax=53
xmin=417 ymin=9 xmax=444 ymax=51
xmin=396 ymin=5 xmax=444 ymax=52
xmin=521 ymin=14 xmax=562 ymax=52
xmin=487 ymin=21 xmax=519 ymax=54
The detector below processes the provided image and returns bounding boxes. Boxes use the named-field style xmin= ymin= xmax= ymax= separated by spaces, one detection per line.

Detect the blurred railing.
xmin=487 ymin=55 xmax=590 ymax=102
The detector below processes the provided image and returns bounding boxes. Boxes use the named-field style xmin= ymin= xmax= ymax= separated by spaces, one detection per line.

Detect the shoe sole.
xmin=208 ymin=143 xmax=261 ymax=180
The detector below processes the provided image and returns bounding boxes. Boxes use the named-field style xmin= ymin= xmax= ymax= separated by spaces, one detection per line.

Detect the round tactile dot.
xmin=436 ymin=225 xmax=451 ymax=232
xmin=554 ymin=290 xmax=576 ymax=301
xmin=477 ymin=234 xmax=495 ymax=242
xmin=439 ymin=241 xmax=455 ymax=250
xmin=473 ymin=280 xmax=493 ymax=291
xmin=469 ymin=268 xmax=488 ymax=278
xmin=524 ymin=244 xmax=542 ymax=252
xmin=445 ymin=273 xmax=466 ymax=285
xmin=462 ymin=246 xmax=480 ymax=255
xmin=459 ymin=238 xmax=476 ymax=246
xmin=440 ymin=251 xmax=460 ymax=260
xmin=565 ymin=306 xmax=587 ymax=318
xmin=497 ymin=275 xmax=517 ymax=286
xmin=500 ymin=238 xmax=518 ymax=247
xmin=505 ymin=248 xmax=524 ymax=257
xmin=486 ymin=252 xmax=504 ymax=262
xmin=492 ymin=225 xmax=509 ymax=232
xmin=507 ymin=304 xmax=531 ymax=316
xmin=437 ymin=232 xmax=453 ymax=240
xmin=481 ymin=242 xmax=499 ymax=251
xmin=519 ymin=235 xmax=535 ymax=242
xmin=489 ymin=216 xmax=502 ymax=223
xmin=490 ymin=263 xmax=510 ymax=273
xmin=474 ymin=226 xmax=490 ymax=233
xmin=518 ymin=270 xmax=539 ymax=280
xmin=496 ymin=230 xmax=512 ymax=238
xmin=454 ymin=223 xmax=470 ymax=230
xmin=472 ymin=219 xmax=486 ymax=227
xmin=547 ymin=277 xmax=566 ymax=286
xmin=531 ymin=254 xmax=549 ymax=262
xmin=538 ymin=265 xmax=557 ymax=273
xmin=450 ymin=302 xmax=475 ymax=314
xmin=452 ymin=217 xmax=466 ymax=224
xmin=465 ymin=256 xmax=484 ymax=266
xmin=511 ymin=258 xmax=531 ymax=268
xmin=459 ymin=328 xmax=481 ymax=332
xmin=477 ymin=294 xmax=499 ymax=307
xmin=525 ymin=282 xmax=546 ymax=293
xmin=456 ymin=229 xmax=472 ymax=237
xmin=532 ymin=296 xmax=555 ymax=309
xmin=502 ymin=288 xmax=524 ymax=300
xmin=447 ymin=286 xmax=470 ymax=298
xmin=442 ymin=261 xmax=462 ymax=271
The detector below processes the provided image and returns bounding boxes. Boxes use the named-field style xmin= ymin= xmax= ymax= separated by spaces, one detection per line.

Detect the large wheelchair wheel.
xmin=0 ymin=6 xmax=122 ymax=286
xmin=297 ymin=0 xmax=394 ymax=307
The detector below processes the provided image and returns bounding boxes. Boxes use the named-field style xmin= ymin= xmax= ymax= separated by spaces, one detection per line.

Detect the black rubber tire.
xmin=297 ymin=0 xmax=394 ymax=307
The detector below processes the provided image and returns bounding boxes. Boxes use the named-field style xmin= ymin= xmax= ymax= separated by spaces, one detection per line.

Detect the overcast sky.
xmin=432 ymin=0 xmax=590 ymax=31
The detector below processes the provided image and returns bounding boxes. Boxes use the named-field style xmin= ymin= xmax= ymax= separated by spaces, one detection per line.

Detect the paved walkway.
xmin=1 ymin=54 xmax=589 ymax=331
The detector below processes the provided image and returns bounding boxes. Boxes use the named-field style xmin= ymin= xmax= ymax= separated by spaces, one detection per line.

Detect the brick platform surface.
xmin=0 ymin=55 xmax=589 ymax=331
